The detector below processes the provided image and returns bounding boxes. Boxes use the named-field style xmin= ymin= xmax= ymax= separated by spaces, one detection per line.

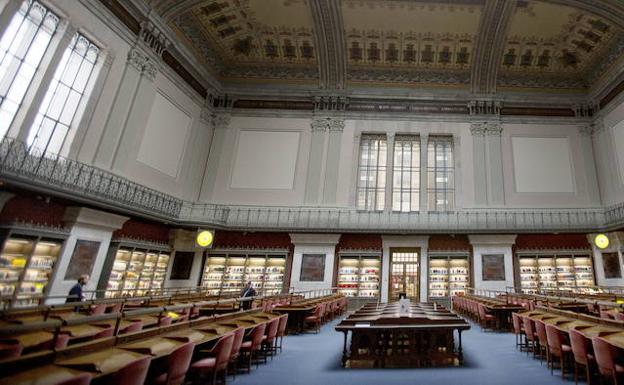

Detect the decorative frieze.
xmin=310 ymin=117 xmax=345 ymax=132
xmin=468 ymin=100 xmax=501 ymax=116
xmin=471 ymin=122 xmax=502 ymax=136
xmin=139 ymin=20 xmax=171 ymax=57
xmin=313 ymin=95 xmax=349 ymax=112
xmin=127 ymin=47 xmax=159 ymax=79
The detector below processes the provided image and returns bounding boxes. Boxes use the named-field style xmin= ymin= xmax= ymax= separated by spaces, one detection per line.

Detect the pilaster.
xmin=198 ymin=112 xmax=231 ymax=202
xmin=471 ymin=123 xmax=488 ymax=206
xmin=304 ymin=118 xmax=329 ymax=205
xmin=578 ymin=124 xmax=601 ymax=204
xmin=384 ymin=132 xmax=395 ymax=212
xmin=419 ymin=134 xmax=429 ymax=212
xmin=486 ymin=122 xmax=505 ymax=205
xmin=322 ymin=118 xmax=345 ymax=205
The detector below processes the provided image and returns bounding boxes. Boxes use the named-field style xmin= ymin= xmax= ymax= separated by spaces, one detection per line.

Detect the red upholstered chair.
xmin=0 ymin=340 xmax=22 ymax=359
xmin=104 ymin=356 xmax=151 ymax=385
xmin=569 ymin=328 xmax=595 ymax=385
xmin=304 ymin=304 xmax=324 ymax=333
xmin=30 ymin=333 xmax=71 ymax=352
xmin=592 ymin=337 xmax=624 ymax=385
xmin=546 ymin=324 xmax=573 ymax=378
xmin=108 ymin=303 xmax=122 ymax=314
xmin=600 ymin=310 xmax=613 ymax=319
xmin=240 ymin=323 xmax=267 ymax=372
xmin=91 ymin=304 xmax=107 ymax=316
xmin=154 ymin=341 xmax=194 ymax=385
xmin=616 ymin=313 xmax=624 ymax=322
xmin=512 ymin=313 xmax=526 ymax=350
xmin=534 ymin=320 xmax=549 ymax=363
xmin=190 ymin=333 xmax=234 ymax=385
xmin=523 ymin=317 xmax=538 ymax=356
xmin=262 ymin=317 xmax=280 ymax=359
xmin=92 ymin=327 xmax=114 ymax=340
xmin=228 ymin=327 xmax=245 ymax=378
xmin=276 ymin=314 xmax=289 ymax=353
xmin=51 ymin=373 xmax=92 ymax=385
xmin=477 ymin=303 xmax=496 ymax=331
xmin=158 ymin=316 xmax=173 ymax=327
xmin=119 ymin=320 xmax=143 ymax=335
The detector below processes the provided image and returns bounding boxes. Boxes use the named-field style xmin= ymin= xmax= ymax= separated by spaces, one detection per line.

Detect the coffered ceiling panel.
xmin=498 ymin=0 xmax=623 ymax=90
xmin=166 ymin=0 xmax=319 ymax=83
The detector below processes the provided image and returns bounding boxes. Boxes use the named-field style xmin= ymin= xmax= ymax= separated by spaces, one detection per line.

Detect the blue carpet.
xmin=230 ymin=317 xmax=576 ymax=385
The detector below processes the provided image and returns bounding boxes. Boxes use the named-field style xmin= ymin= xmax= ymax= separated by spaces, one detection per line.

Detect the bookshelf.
xmin=337 ymin=254 xmax=381 ymax=298
xmin=518 ymin=253 xmax=595 ymax=294
xmin=201 ymin=251 xmax=287 ymax=296
xmin=428 ymin=255 xmax=469 ymax=299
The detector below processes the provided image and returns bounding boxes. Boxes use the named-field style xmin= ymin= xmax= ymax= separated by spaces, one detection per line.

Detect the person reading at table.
xmin=66 ymin=274 xmax=89 ymax=303
xmin=240 ymin=281 xmax=256 ymax=310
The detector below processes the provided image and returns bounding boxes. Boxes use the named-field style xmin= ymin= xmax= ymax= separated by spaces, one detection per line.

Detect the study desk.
xmin=522 ymin=309 xmax=624 ymax=349
xmin=336 ymin=302 xmax=470 ymax=368
xmin=0 ymin=365 xmax=83 ymax=385
xmin=273 ymin=295 xmax=341 ymax=333
xmin=55 ymin=347 xmax=147 ymax=374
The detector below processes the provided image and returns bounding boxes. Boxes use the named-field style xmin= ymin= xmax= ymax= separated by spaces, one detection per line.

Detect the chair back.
xmin=108 ymin=303 xmax=122 ymax=313
xmin=120 ymin=321 xmax=143 ymax=334
xmin=249 ymin=323 xmax=267 ymax=351
xmin=55 ymin=333 xmax=71 ymax=349
xmin=213 ymin=333 xmax=235 ymax=371
xmin=277 ymin=314 xmax=289 ymax=338
xmin=107 ymin=356 xmax=151 ymax=385
xmin=477 ymin=303 xmax=488 ymax=320
xmin=592 ymin=337 xmax=619 ymax=376
xmin=164 ymin=342 xmax=194 ymax=385
xmin=600 ymin=310 xmax=612 ymax=319
xmin=92 ymin=327 xmax=114 ymax=339
xmin=265 ymin=317 xmax=280 ymax=342
xmin=545 ymin=324 xmax=565 ymax=355
xmin=51 ymin=373 xmax=92 ymax=385
xmin=158 ymin=316 xmax=172 ymax=327
xmin=523 ymin=317 xmax=536 ymax=342
xmin=512 ymin=313 xmax=523 ymax=334
xmin=230 ymin=327 xmax=245 ymax=359
xmin=534 ymin=320 xmax=548 ymax=346
xmin=616 ymin=312 xmax=624 ymax=322
xmin=91 ymin=304 xmax=107 ymax=316
xmin=569 ymin=329 xmax=592 ymax=365
xmin=0 ymin=340 xmax=22 ymax=359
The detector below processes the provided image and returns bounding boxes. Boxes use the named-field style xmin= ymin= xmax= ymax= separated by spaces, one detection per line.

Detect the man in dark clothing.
xmin=66 ymin=274 xmax=89 ymax=303
xmin=240 ymin=281 xmax=256 ymax=310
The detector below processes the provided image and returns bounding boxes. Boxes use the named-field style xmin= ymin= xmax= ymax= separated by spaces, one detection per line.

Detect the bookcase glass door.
xmin=518 ymin=253 xmax=595 ymax=294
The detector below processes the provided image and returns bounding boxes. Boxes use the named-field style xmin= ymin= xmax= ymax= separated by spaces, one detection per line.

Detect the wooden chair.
xmin=240 ymin=323 xmax=267 ymax=372
xmin=276 ymin=314 xmax=289 ymax=353
xmin=569 ymin=328 xmax=595 ymax=385
xmin=592 ymin=337 xmax=624 ymax=385
xmin=153 ymin=341 xmax=194 ymax=385
xmin=546 ymin=324 xmax=572 ymax=378
xmin=512 ymin=313 xmax=526 ymax=350
xmin=534 ymin=320 xmax=549 ymax=364
xmin=51 ymin=373 xmax=92 ymax=385
xmin=103 ymin=356 xmax=151 ymax=385
xmin=190 ymin=333 xmax=234 ymax=385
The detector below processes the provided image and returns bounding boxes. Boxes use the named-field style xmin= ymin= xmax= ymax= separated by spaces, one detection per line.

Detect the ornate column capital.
xmin=213 ymin=113 xmax=231 ymax=130
xmin=327 ymin=118 xmax=345 ymax=132
xmin=470 ymin=122 xmax=487 ymax=136
xmin=139 ymin=20 xmax=171 ymax=57
xmin=578 ymin=124 xmax=594 ymax=137
xmin=311 ymin=118 xmax=328 ymax=133
xmin=141 ymin=60 xmax=158 ymax=81
xmin=127 ymin=48 xmax=148 ymax=72
xmin=485 ymin=122 xmax=502 ymax=136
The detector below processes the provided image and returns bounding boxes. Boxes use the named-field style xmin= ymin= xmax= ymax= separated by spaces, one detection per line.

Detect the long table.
xmin=335 ymin=302 xmax=470 ymax=368
xmin=273 ymin=294 xmax=342 ymax=333
xmin=0 ymin=310 xmax=280 ymax=385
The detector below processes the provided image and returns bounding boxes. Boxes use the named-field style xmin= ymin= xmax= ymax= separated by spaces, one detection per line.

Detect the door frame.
xmin=388 ymin=247 xmax=421 ymax=301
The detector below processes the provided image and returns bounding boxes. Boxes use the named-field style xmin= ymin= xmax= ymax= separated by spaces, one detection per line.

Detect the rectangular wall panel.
xmin=613 ymin=121 xmax=624 ymax=185
xmin=230 ymin=130 xmax=300 ymax=189
xmin=137 ymin=92 xmax=191 ymax=178
xmin=511 ymin=136 xmax=575 ymax=193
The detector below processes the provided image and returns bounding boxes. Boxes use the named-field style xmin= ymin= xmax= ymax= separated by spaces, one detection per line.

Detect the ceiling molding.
xmin=309 ymin=0 xmax=347 ymax=90
xmin=152 ymin=0 xmax=206 ymax=22
xmin=470 ymin=0 xmax=515 ymax=95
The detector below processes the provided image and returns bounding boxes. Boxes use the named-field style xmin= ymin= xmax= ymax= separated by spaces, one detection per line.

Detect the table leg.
xmin=457 ymin=329 xmax=464 ymax=364
xmin=341 ymin=331 xmax=348 ymax=367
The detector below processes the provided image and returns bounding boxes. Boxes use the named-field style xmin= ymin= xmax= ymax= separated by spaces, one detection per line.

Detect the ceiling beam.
xmin=470 ymin=0 xmax=515 ymax=95
xmin=309 ymin=0 xmax=347 ymax=91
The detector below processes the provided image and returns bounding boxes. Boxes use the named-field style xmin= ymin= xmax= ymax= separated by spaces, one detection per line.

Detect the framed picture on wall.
xmin=170 ymin=251 xmax=195 ymax=280
xmin=482 ymin=254 xmax=505 ymax=281
xmin=64 ymin=240 xmax=101 ymax=280
xmin=300 ymin=254 xmax=326 ymax=282
xmin=603 ymin=252 xmax=622 ymax=279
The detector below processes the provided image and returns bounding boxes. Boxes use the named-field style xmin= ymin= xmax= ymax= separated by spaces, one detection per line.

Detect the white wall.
xmin=164 ymin=250 xmax=204 ymax=289
xmin=596 ymin=99 xmax=624 ymax=206
xmin=469 ymin=235 xmax=517 ymax=292
xmin=47 ymin=207 xmax=128 ymax=303
xmin=289 ymin=234 xmax=340 ymax=292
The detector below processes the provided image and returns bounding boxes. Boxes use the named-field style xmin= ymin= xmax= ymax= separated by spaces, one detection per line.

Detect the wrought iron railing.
xmin=0 ymin=137 xmax=183 ymax=219
xmin=0 ymin=137 xmax=622 ymax=232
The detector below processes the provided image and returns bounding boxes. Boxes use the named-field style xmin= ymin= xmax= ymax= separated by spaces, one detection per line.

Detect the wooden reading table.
xmin=336 ymin=302 xmax=470 ymax=368
xmin=273 ymin=294 xmax=342 ymax=333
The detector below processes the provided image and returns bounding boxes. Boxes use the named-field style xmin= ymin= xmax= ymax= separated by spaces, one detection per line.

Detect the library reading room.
xmin=1 ymin=0 xmax=624 ymax=384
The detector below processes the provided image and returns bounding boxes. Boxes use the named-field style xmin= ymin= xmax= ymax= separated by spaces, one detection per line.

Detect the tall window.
xmin=0 ymin=1 xmax=59 ymax=138
xmin=427 ymin=136 xmax=454 ymax=211
xmin=357 ymin=135 xmax=386 ymax=211
xmin=392 ymin=135 xmax=420 ymax=212
xmin=27 ymin=33 xmax=99 ymax=153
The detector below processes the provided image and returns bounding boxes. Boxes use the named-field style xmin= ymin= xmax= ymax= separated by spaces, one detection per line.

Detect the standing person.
xmin=240 ymin=281 xmax=256 ymax=310
xmin=66 ymin=274 xmax=89 ymax=303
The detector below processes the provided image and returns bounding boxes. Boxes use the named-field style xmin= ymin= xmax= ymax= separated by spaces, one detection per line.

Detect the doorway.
xmin=389 ymin=248 xmax=420 ymax=301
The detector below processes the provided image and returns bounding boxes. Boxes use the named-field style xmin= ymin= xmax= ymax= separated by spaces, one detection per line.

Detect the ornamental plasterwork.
xmin=348 ymin=67 xmax=471 ymax=86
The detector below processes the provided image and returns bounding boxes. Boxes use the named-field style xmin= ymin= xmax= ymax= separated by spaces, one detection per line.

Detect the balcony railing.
xmin=0 ymin=137 xmax=183 ymax=219
xmin=0 ymin=137 xmax=622 ymax=232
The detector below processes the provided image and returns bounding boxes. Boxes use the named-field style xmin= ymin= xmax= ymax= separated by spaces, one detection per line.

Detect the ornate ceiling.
xmin=149 ymin=0 xmax=624 ymax=96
